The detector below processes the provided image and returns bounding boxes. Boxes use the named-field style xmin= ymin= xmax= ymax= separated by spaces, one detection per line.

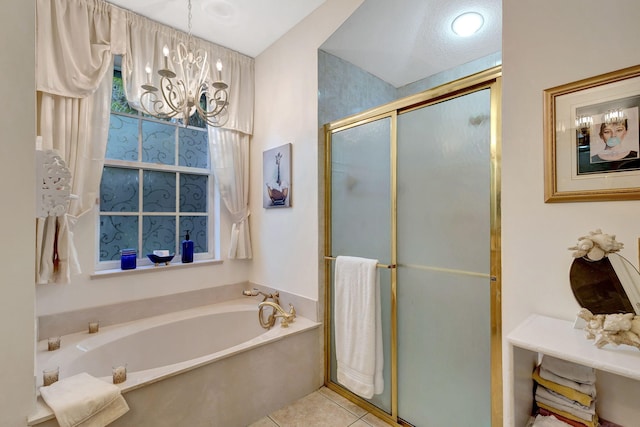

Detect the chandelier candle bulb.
xmin=216 ymin=59 xmax=222 ymax=81
xmin=163 ymin=45 xmax=170 ymax=69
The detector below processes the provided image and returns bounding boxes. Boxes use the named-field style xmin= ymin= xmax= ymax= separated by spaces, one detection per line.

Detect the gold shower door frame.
xmin=323 ymin=66 xmax=502 ymax=426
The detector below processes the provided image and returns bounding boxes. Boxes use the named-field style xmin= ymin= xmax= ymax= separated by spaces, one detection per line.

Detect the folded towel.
xmin=537 ymin=407 xmax=592 ymax=427
xmin=536 ymin=402 xmax=597 ymax=427
xmin=531 ymin=414 xmax=574 ymax=427
xmin=40 ymin=373 xmax=129 ymax=427
xmin=540 ymin=355 xmax=596 ymax=384
xmin=334 ymin=256 xmax=383 ymax=399
xmin=536 ymin=386 xmax=595 ymax=419
xmin=533 ymin=367 xmax=593 ymax=407
xmin=539 ymin=366 xmax=596 ymax=397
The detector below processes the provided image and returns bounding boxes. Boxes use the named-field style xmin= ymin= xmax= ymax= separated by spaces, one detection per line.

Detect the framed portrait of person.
xmin=544 ymin=65 xmax=640 ymax=202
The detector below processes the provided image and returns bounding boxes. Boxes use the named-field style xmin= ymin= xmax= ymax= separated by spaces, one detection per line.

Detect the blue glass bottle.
xmin=181 ymin=231 xmax=194 ymax=263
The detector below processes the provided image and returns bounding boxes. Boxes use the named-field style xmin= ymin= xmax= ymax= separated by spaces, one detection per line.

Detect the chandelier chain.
xmin=187 ymin=0 xmax=192 ymax=37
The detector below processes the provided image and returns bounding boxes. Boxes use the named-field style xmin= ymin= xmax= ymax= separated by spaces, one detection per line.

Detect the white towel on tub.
xmin=334 ymin=256 xmax=383 ymax=398
xmin=40 ymin=373 xmax=129 ymax=427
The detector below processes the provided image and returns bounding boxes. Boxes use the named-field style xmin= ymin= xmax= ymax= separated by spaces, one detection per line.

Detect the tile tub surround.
xmin=38 ymin=282 xmax=318 ymax=339
xmin=30 ymin=324 xmax=323 ymax=427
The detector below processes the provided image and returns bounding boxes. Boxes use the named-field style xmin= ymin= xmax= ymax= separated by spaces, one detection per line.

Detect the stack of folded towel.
xmin=532 ymin=355 xmax=598 ymax=427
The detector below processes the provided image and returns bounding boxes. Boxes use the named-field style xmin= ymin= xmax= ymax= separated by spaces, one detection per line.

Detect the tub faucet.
xmin=257 ymin=301 xmax=296 ymax=329
xmin=242 ymin=288 xmax=280 ymax=305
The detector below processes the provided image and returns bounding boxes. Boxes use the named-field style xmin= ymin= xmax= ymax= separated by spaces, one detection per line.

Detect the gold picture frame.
xmin=544 ymin=65 xmax=640 ymax=202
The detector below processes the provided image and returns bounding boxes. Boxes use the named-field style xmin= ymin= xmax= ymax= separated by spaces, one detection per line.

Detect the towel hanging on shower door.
xmin=334 ymin=256 xmax=383 ymax=399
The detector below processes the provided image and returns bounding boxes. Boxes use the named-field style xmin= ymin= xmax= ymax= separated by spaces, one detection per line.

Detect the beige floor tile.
xmin=247 ymin=416 xmax=279 ymax=427
xmin=317 ymin=387 xmax=368 ymax=417
xmin=269 ymin=391 xmax=359 ymax=427
xmin=360 ymin=413 xmax=391 ymax=427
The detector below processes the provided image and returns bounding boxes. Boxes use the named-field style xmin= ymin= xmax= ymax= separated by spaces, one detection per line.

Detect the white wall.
xmin=0 ymin=3 xmax=36 ymax=425
xmin=251 ymin=0 xmax=364 ymax=300
xmin=502 ymin=0 xmax=640 ymax=424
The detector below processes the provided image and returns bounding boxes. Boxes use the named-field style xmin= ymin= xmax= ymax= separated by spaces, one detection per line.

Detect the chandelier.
xmin=603 ymin=108 xmax=624 ymax=124
xmin=140 ymin=0 xmax=229 ymax=127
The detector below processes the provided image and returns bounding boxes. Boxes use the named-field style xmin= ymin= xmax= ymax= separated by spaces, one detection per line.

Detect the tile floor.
xmin=248 ymin=386 xmax=390 ymax=427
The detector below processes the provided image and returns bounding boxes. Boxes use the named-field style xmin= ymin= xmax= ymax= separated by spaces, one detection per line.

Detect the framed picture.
xmin=263 ymin=143 xmax=292 ymax=208
xmin=544 ymin=65 xmax=640 ymax=202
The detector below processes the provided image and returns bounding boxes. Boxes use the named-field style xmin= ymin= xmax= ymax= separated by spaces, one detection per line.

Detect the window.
xmin=97 ymin=67 xmax=216 ymax=269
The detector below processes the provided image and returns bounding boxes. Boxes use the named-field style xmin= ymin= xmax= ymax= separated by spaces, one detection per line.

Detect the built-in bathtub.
xmin=29 ymin=298 xmax=323 ymax=426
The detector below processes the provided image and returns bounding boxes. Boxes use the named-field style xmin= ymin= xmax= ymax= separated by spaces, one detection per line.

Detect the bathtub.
xmin=30 ymin=299 xmax=323 ymax=427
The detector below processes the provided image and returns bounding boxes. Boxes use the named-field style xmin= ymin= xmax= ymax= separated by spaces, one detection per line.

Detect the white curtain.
xmin=209 ymin=128 xmax=252 ymax=259
xmin=35 ymin=0 xmax=125 ymax=283
xmin=121 ymin=12 xmax=255 ymax=259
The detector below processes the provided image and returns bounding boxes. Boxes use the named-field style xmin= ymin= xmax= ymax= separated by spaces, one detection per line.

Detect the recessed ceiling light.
xmin=451 ymin=12 xmax=484 ymax=37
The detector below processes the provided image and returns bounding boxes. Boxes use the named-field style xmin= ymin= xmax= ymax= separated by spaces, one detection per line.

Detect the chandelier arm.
xmin=159 ymin=77 xmax=188 ymax=117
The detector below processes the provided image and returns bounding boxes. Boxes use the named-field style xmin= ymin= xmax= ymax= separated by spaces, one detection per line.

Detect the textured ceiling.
xmin=321 ymin=0 xmax=502 ymax=87
xmin=106 ymin=0 xmax=502 ymax=87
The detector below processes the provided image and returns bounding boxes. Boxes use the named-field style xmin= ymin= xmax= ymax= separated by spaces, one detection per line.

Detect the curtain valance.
xmin=36 ymin=0 xmax=125 ymax=97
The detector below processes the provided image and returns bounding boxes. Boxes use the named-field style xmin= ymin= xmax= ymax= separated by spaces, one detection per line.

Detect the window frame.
xmin=95 ymin=108 xmax=219 ymax=272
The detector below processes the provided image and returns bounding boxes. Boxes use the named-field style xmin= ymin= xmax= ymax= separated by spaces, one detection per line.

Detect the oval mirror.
xmin=570 ymin=253 xmax=640 ymax=315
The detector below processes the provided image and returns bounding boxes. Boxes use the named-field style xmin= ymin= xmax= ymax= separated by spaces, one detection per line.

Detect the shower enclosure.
xmin=324 ymin=67 xmax=502 ymax=426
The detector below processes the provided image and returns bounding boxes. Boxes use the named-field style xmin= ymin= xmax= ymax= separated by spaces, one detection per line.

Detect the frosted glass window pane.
xmin=142 ymin=120 xmax=176 ymax=165
xmin=99 ymin=215 xmax=138 ymax=261
xmin=397 ymin=89 xmax=491 ymax=274
xmin=178 ymin=128 xmax=208 ymax=168
xmin=143 ymin=171 xmax=176 ymax=212
xmin=180 ymin=174 xmax=207 ymax=213
xmin=106 ymin=115 xmax=139 ymax=161
xmin=143 ymin=216 xmax=176 ymax=255
xmin=100 ymin=167 xmax=139 ymax=212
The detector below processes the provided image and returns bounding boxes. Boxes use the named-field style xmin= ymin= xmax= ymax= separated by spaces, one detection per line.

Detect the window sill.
xmin=90 ymin=258 xmax=223 ymax=280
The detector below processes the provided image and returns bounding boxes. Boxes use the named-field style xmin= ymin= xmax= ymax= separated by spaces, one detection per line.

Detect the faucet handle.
xmin=288 ymin=304 xmax=296 ymax=320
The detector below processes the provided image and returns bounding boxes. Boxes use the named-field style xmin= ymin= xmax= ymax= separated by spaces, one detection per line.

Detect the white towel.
xmin=531 ymin=414 xmax=573 ymax=427
xmin=540 ymin=355 xmax=596 ymax=384
xmin=40 ymin=373 xmax=129 ymax=427
xmin=535 ymin=386 xmax=595 ymax=421
xmin=539 ymin=366 xmax=596 ymax=397
xmin=334 ymin=256 xmax=383 ymax=399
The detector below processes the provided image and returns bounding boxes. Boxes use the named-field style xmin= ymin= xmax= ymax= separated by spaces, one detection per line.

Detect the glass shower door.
xmin=396 ymin=89 xmax=492 ymax=426
xmin=329 ymin=116 xmax=393 ymax=414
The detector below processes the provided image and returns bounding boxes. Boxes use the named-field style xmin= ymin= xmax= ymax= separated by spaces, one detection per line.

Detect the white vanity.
xmin=507 ymin=314 xmax=640 ymax=427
